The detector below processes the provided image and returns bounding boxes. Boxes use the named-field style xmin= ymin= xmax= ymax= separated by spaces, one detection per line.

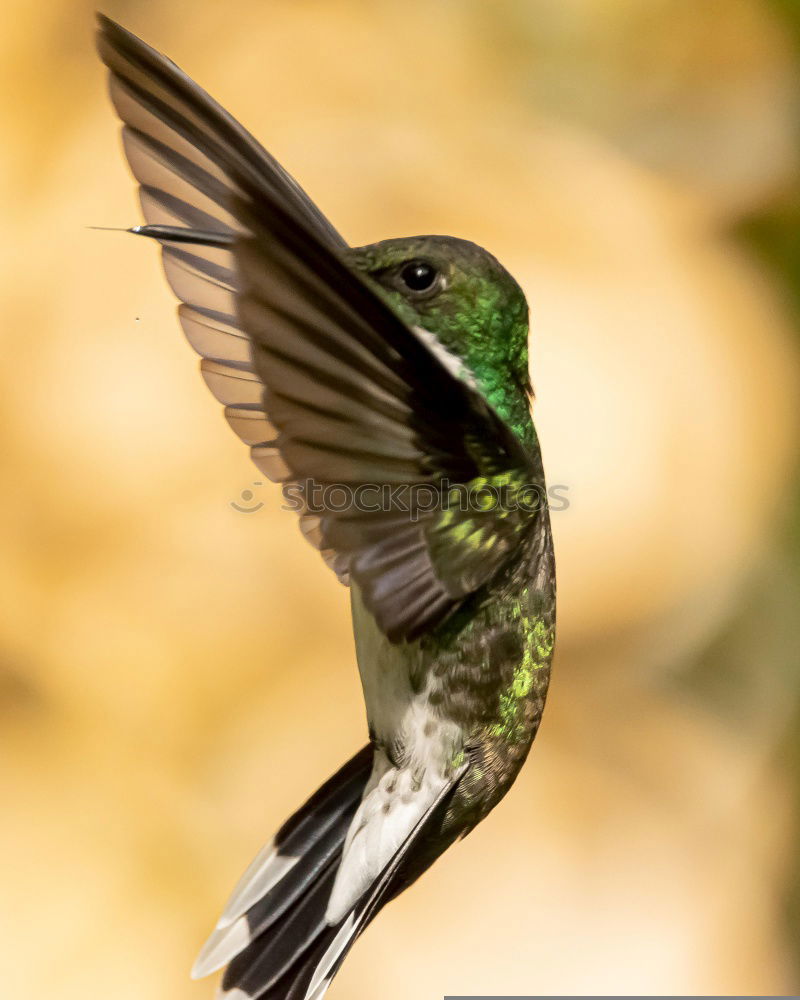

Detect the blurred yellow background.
xmin=2 ymin=0 xmax=800 ymax=996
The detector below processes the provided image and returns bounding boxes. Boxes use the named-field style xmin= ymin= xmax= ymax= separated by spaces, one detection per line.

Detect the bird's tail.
xmin=192 ymin=745 xmax=373 ymax=1000
xmin=192 ymin=744 xmax=466 ymax=1000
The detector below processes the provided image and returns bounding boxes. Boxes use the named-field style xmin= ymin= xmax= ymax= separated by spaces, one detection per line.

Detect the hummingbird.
xmin=96 ymin=14 xmax=555 ymax=1000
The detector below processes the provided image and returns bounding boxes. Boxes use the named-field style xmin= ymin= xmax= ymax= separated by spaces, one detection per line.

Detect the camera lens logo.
xmin=230 ymin=483 xmax=265 ymax=513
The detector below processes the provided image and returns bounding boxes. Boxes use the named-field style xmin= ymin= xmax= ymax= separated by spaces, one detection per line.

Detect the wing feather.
xmin=97 ymin=15 xmax=539 ymax=639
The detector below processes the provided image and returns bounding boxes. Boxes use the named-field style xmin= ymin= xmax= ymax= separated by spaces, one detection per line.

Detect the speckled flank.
xmin=489 ymin=614 xmax=554 ymax=744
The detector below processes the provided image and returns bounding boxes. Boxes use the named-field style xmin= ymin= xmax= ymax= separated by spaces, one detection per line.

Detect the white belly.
xmin=325 ymin=587 xmax=464 ymax=923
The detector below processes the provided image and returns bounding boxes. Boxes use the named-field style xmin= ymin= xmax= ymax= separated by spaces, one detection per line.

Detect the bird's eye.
xmin=399 ymin=260 xmax=439 ymax=294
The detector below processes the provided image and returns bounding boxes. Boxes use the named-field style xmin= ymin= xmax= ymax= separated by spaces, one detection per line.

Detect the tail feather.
xmin=192 ymin=746 xmax=372 ymax=981
xmin=245 ymin=814 xmax=349 ymax=941
xmin=272 ymin=746 xmax=376 ymax=858
xmin=301 ymin=768 xmax=467 ymax=1000
xmin=222 ymin=866 xmax=338 ymax=1000
xmin=198 ymin=748 xmax=467 ymax=1000
xmin=201 ymin=802 xmax=355 ymax=977
xmin=215 ymin=746 xmax=372 ymax=934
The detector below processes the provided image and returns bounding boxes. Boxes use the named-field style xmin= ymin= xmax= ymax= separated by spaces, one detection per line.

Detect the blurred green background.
xmin=1 ymin=1 xmax=799 ymax=996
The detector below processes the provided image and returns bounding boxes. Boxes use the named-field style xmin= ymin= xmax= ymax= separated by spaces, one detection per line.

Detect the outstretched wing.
xmin=95 ymin=13 xmax=349 ymax=575
xmin=96 ymin=15 xmax=539 ymax=642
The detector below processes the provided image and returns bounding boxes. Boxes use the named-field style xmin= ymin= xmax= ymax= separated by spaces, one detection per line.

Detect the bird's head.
xmin=348 ymin=236 xmax=533 ymax=430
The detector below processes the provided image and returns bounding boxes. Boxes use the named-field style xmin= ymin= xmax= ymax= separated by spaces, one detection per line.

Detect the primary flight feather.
xmin=95 ymin=14 xmax=556 ymax=1000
